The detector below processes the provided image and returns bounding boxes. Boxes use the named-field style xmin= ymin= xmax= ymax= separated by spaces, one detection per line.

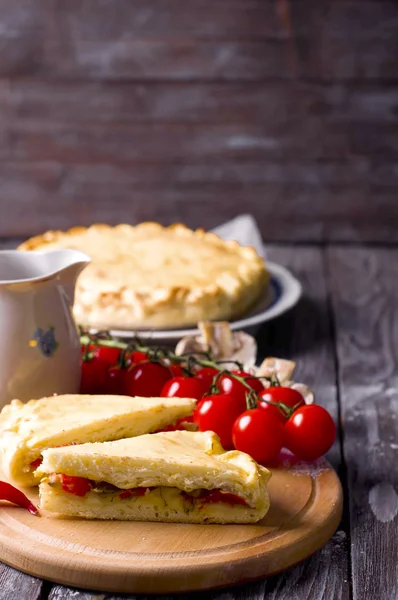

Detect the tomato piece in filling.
xmin=30 ymin=457 xmax=43 ymax=470
xmin=56 ymin=475 xmax=149 ymax=499
xmin=60 ymin=474 xmax=92 ymax=497
xmin=56 ymin=477 xmax=247 ymax=507
xmin=119 ymin=488 xmax=148 ymax=500
xmin=155 ymin=415 xmax=195 ymax=433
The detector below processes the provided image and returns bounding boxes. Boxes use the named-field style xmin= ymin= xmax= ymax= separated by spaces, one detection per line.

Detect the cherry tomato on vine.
xmin=103 ymin=364 xmax=127 ymax=395
xmin=81 ymin=343 xmax=94 ymax=355
xmin=125 ymin=362 xmax=172 ymax=397
xmin=258 ymin=387 xmax=305 ymax=422
xmin=169 ymin=364 xmax=185 ymax=378
xmin=217 ymin=370 xmax=264 ymax=410
xmin=284 ymin=405 xmax=336 ymax=460
xmin=161 ymin=376 xmax=207 ymax=401
xmin=80 ymin=358 xmax=108 ymax=394
xmin=92 ymin=345 xmax=121 ymax=367
xmin=195 ymin=367 xmax=220 ymax=390
xmin=232 ymin=408 xmax=285 ymax=464
xmin=194 ymin=394 xmax=244 ymax=449
xmin=130 ymin=351 xmax=148 ymax=364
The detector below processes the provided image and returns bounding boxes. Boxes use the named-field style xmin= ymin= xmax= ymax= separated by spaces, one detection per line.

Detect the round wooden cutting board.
xmin=0 ymin=459 xmax=342 ymax=594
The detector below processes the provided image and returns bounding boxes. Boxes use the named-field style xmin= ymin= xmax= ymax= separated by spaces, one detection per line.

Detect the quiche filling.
xmin=46 ymin=473 xmax=249 ymax=507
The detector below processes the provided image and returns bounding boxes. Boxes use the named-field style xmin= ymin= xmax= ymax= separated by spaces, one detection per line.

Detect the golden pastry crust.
xmin=19 ymin=222 xmax=268 ymax=329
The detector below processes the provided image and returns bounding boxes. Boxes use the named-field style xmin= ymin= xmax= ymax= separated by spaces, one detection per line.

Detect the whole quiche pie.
xmin=19 ymin=223 xmax=268 ymax=330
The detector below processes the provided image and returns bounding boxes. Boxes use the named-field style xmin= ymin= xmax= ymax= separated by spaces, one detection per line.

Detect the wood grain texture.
xmin=0 ymin=74 xmax=397 ymax=242
xmin=34 ymin=0 xmax=398 ymax=81
xmin=0 ymin=0 xmax=396 ymax=81
xmin=6 ymin=80 xmax=398 ymax=125
xmin=0 ymin=0 xmax=396 ymax=242
xmin=0 ymin=564 xmax=44 ymax=600
xmin=44 ymin=0 xmax=398 ymax=41
xmin=49 ymin=590 xmax=95 ymax=600
xmin=0 ymin=466 xmax=342 ymax=594
xmin=1 ymin=161 xmax=398 ymax=242
xmin=57 ymin=528 xmax=348 ymax=600
xmin=328 ymin=246 xmax=398 ymax=600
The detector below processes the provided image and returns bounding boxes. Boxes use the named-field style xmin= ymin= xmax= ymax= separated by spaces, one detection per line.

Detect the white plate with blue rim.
xmin=105 ymin=261 xmax=302 ymax=343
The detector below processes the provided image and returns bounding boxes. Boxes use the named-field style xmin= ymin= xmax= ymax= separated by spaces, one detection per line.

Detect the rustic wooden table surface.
xmin=0 ymin=239 xmax=393 ymax=600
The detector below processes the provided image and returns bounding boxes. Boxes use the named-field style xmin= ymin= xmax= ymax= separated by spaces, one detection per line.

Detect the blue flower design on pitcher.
xmin=29 ymin=327 xmax=59 ymax=357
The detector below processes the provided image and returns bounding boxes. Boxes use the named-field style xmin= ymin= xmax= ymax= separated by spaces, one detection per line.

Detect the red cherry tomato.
xmin=194 ymin=394 xmax=244 ymax=449
xmin=161 ymin=376 xmax=207 ymax=401
xmin=284 ymin=405 xmax=336 ymax=460
xmin=93 ymin=345 xmax=121 ymax=366
xmin=81 ymin=343 xmax=94 ymax=355
xmin=218 ymin=370 xmax=264 ymax=407
xmin=259 ymin=387 xmax=305 ymax=422
xmin=232 ymin=408 xmax=285 ymax=464
xmin=169 ymin=364 xmax=185 ymax=378
xmin=80 ymin=358 xmax=108 ymax=394
xmin=130 ymin=351 xmax=148 ymax=364
xmin=60 ymin=474 xmax=91 ymax=497
xmin=125 ymin=362 xmax=172 ymax=397
xmin=103 ymin=365 xmax=127 ymax=395
xmin=195 ymin=367 xmax=220 ymax=390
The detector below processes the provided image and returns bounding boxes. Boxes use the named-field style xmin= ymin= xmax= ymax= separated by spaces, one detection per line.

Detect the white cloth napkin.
xmin=211 ymin=214 xmax=265 ymax=258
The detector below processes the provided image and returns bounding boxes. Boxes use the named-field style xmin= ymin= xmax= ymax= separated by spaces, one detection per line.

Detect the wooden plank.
xmin=327 ymin=246 xmax=398 ymax=600
xmin=1 ymin=160 xmax=398 ymax=242
xmin=8 ymin=120 xmax=351 ymax=163
xmin=0 ymin=564 xmax=44 ymax=600
xmin=296 ymin=0 xmax=398 ymax=37
xmin=49 ymin=589 xmax=93 ymax=600
xmin=0 ymin=0 xmax=43 ymax=77
xmin=7 ymin=79 xmax=398 ymax=125
xmin=8 ymin=117 xmax=398 ymax=165
xmin=46 ymin=245 xmax=349 ymax=599
xmin=0 ymin=0 xmax=397 ymax=81
xmin=39 ymin=37 xmax=398 ymax=82
xmin=43 ymin=0 xmax=398 ymax=41
xmin=6 ymin=80 xmax=344 ymax=125
xmin=44 ymin=0 xmax=283 ymax=40
xmin=39 ymin=39 xmax=298 ymax=82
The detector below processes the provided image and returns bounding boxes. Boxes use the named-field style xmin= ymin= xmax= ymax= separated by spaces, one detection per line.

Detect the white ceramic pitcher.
xmin=0 ymin=249 xmax=90 ymax=407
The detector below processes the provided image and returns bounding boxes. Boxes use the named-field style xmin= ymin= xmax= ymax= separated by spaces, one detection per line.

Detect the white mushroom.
xmin=290 ymin=382 xmax=314 ymax=405
xmin=175 ymin=323 xmax=314 ymax=403
xmin=175 ymin=321 xmax=257 ymax=370
xmin=255 ymin=357 xmax=314 ymax=403
xmin=256 ymin=357 xmax=296 ymax=384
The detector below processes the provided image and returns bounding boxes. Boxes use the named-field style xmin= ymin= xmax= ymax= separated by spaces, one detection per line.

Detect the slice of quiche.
xmin=0 ymin=394 xmax=195 ymax=487
xmin=37 ymin=430 xmax=271 ymax=524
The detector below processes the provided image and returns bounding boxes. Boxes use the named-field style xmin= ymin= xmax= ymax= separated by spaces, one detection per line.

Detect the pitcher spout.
xmin=48 ymin=249 xmax=91 ymax=305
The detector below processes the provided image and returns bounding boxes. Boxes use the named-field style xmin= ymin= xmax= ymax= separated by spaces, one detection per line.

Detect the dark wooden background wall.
xmin=0 ymin=0 xmax=397 ymax=243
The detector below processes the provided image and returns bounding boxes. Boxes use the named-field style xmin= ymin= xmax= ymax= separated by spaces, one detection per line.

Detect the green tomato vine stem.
xmin=79 ymin=330 xmax=297 ymax=418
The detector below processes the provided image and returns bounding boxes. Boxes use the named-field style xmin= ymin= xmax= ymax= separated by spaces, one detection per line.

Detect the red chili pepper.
xmin=0 ymin=481 xmax=39 ymax=515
